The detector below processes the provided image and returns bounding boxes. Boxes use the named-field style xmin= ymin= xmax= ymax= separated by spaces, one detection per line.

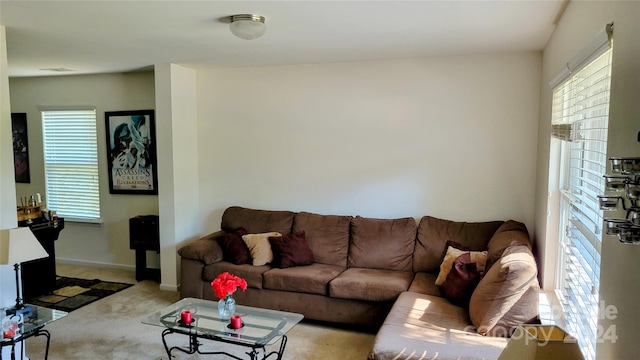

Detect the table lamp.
xmin=0 ymin=227 xmax=49 ymax=316
xmin=498 ymin=324 xmax=585 ymax=360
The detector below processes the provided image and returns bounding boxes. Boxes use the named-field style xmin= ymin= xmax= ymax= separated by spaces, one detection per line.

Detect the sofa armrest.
xmin=178 ymin=230 xmax=225 ymax=264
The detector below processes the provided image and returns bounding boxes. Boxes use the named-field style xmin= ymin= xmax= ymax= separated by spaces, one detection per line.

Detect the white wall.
xmin=1 ymin=25 xmax=18 ymax=306
xmin=9 ymin=72 xmax=158 ymax=268
xmin=7 ymin=53 xmax=542 ymax=292
xmin=195 ymin=53 xmax=541 ymax=232
xmin=598 ymin=2 xmax=640 ymax=358
xmin=534 ymin=1 xmax=640 ymax=358
xmin=1 ymin=25 xmax=22 ymax=359
xmin=155 ymin=63 xmax=201 ymax=291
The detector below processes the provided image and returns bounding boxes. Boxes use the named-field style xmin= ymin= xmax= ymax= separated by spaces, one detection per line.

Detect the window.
xmin=41 ymin=109 xmax=101 ymax=222
xmin=551 ymin=43 xmax=612 ymax=360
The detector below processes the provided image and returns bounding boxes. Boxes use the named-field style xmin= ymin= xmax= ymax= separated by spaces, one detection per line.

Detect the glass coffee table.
xmin=142 ymin=297 xmax=303 ymax=360
xmin=1 ymin=304 xmax=68 ymax=360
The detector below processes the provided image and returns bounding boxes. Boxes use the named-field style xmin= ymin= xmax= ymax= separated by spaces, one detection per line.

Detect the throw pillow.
xmin=242 ymin=232 xmax=282 ymax=266
xmin=215 ymin=227 xmax=251 ymax=265
xmin=469 ymin=245 xmax=540 ymax=337
xmin=268 ymin=231 xmax=315 ymax=268
xmin=435 ymin=244 xmax=488 ymax=286
xmin=441 ymin=253 xmax=481 ymax=307
xmin=485 ymin=220 xmax=531 ymax=272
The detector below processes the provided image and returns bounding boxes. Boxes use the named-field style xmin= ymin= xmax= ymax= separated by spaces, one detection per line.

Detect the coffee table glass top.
xmin=142 ymin=297 xmax=303 ymax=346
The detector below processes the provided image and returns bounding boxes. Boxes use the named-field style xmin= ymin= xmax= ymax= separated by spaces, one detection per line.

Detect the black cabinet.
xmin=129 ymin=215 xmax=160 ymax=282
xmin=20 ymin=218 xmax=65 ymax=301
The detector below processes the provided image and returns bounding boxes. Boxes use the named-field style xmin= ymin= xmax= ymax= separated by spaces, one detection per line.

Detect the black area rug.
xmin=30 ymin=276 xmax=133 ymax=312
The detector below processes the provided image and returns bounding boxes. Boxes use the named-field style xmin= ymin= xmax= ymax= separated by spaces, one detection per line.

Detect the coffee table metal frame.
xmin=143 ymin=297 xmax=303 ymax=360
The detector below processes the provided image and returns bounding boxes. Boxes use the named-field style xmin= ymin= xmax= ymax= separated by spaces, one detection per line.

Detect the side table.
xmin=1 ymin=305 xmax=67 ymax=360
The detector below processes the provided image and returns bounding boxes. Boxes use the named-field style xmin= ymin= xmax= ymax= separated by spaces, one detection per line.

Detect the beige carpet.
xmin=25 ymin=264 xmax=375 ymax=359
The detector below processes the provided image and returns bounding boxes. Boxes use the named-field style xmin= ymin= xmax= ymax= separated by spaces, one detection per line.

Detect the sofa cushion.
xmin=408 ymin=272 xmax=443 ymax=297
xmin=203 ymin=262 xmax=270 ymax=289
xmin=293 ymin=211 xmax=351 ymax=267
xmin=263 ymin=263 xmax=345 ymax=295
xmin=368 ymin=291 xmax=507 ymax=360
xmin=242 ymin=232 xmax=282 ymax=266
xmin=348 ymin=216 xmax=417 ymax=271
xmin=441 ymin=253 xmax=481 ymax=307
xmin=469 ymin=245 xmax=540 ymax=337
xmin=435 ymin=244 xmax=487 ymax=286
xmin=485 ymin=220 xmax=531 ymax=272
xmin=221 ymin=206 xmax=295 ymax=235
xmin=177 ymin=230 xmax=225 ymax=264
xmin=268 ymin=231 xmax=315 ymax=268
xmin=329 ymin=268 xmax=413 ymax=302
xmin=413 ymin=216 xmax=503 ymax=273
xmin=215 ymin=228 xmax=251 ymax=265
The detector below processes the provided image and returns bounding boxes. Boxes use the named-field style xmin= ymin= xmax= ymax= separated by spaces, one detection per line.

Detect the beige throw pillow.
xmin=242 ymin=232 xmax=282 ymax=266
xmin=469 ymin=245 xmax=539 ymax=336
xmin=435 ymin=245 xmax=487 ymax=286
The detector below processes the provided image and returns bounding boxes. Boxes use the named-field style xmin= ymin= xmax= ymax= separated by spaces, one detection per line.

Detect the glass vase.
xmin=218 ymin=295 xmax=236 ymax=321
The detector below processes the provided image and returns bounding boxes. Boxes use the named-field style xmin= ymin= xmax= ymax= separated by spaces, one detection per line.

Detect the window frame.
xmin=550 ymin=45 xmax=613 ymax=360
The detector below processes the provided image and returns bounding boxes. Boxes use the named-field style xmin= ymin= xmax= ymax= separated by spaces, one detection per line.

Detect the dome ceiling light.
xmin=229 ymin=14 xmax=266 ymax=40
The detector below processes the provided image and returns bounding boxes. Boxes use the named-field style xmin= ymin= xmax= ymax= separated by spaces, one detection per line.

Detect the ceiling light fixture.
xmin=229 ymin=14 xmax=266 ymax=40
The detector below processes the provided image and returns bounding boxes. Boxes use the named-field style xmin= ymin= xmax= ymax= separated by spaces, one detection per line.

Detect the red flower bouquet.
xmin=211 ymin=272 xmax=247 ymax=300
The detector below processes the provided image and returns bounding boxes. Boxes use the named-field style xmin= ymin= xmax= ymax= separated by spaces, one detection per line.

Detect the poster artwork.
xmin=11 ymin=113 xmax=30 ymax=183
xmin=106 ymin=110 xmax=158 ymax=194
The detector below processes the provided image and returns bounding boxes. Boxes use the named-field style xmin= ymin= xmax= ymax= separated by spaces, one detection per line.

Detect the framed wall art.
xmin=11 ymin=113 xmax=30 ymax=183
xmin=105 ymin=110 xmax=158 ymax=195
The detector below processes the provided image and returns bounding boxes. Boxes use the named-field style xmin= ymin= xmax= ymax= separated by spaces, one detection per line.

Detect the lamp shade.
xmin=498 ymin=325 xmax=584 ymax=360
xmin=0 ymin=227 xmax=49 ymax=265
xmin=229 ymin=14 xmax=266 ymax=40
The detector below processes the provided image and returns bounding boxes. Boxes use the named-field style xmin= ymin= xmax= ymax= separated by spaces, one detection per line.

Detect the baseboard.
xmin=56 ymin=258 xmax=137 ymax=271
xmin=160 ymin=283 xmax=179 ymax=292
xmin=57 ymin=258 xmax=179 ymax=292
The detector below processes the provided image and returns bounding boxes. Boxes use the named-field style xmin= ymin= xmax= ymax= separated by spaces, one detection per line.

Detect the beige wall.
xmin=534 ymin=1 xmax=640 ymax=358
xmin=194 ymin=53 xmax=541 ymax=232
xmin=9 ymin=72 xmax=159 ymax=268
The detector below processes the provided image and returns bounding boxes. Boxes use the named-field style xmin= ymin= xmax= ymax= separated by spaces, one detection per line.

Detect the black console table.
xmin=19 ymin=217 xmax=65 ymax=302
xmin=129 ymin=215 xmax=160 ymax=282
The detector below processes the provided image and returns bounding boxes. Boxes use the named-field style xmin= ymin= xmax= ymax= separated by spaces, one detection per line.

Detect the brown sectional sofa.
xmin=178 ymin=206 xmax=540 ymax=359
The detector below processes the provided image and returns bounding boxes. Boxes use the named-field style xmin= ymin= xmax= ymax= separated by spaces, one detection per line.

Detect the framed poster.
xmin=105 ymin=110 xmax=158 ymax=195
xmin=11 ymin=113 xmax=30 ymax=183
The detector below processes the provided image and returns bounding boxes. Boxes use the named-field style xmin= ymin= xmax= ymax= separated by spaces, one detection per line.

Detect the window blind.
xmin=41 ymin=109 xmax=101 ymax=221
xmin=553 ymin=47 xmax=612 ymax=360
xmin=550 ymin=23 xmax=613 ymax=142
xmin=549 ymin=23 xmax=613 ymax=89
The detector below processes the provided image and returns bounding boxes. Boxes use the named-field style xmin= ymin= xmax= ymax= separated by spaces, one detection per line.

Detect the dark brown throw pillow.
xmin=269 ymin=231 xmax=315 ymax=268
xmin=215 ymin=227 xmax=251 ymax=265
xmin=441 ymin=252 xmax=481 ymax=307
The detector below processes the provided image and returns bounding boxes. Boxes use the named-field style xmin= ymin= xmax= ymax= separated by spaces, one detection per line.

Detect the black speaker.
xmin=129 ymin=215 xmax=159 ymax=251
xmin=129 ymin=215 xmax=160 ymax=282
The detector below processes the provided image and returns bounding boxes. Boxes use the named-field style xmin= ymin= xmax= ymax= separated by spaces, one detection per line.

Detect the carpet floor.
xmin=25 ymin=264 xmax=375 ymax=359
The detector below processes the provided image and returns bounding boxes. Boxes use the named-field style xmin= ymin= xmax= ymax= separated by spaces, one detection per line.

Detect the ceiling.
xmin=0 ymin=0 xmax=566 ymax=78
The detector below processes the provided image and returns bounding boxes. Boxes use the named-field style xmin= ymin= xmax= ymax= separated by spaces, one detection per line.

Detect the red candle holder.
xmin=230 ymin=315 xmax=243 ymax=329
xmin=180 ymin=310 xmax=193 ymax=325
